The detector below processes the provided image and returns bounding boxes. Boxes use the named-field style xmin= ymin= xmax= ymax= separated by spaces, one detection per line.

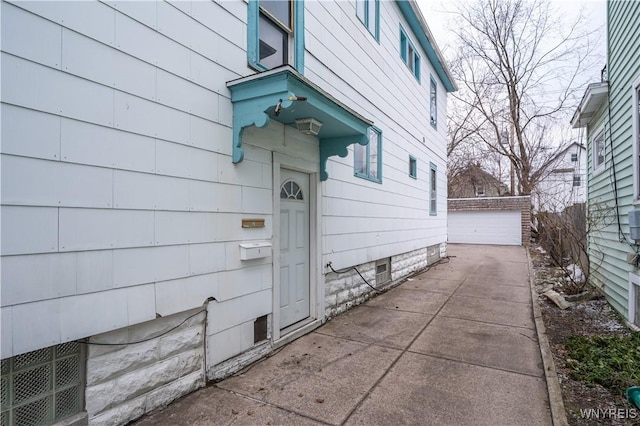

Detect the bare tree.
xmin=536 ymin=201 xmax=613 ymax=294
xmin=447 ymin=0 xmax=600 ymax=195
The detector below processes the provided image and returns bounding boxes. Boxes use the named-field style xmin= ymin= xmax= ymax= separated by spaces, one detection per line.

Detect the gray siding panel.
xmin=587 ymin=0 xmax=640 ymax=319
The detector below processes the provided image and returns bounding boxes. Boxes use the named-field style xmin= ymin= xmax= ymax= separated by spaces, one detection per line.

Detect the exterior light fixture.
xmin=295 ymin=118 xmax=323 ymax=136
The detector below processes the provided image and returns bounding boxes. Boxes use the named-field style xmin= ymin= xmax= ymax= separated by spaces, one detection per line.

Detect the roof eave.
xmin=571 ymin=82 xmax=609 ymax=128
xmin=396 ymin=0 xmax=457 ymax=92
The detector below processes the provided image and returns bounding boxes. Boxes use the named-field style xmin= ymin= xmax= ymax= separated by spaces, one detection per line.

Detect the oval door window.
xmin=280 ymin=179 xmax=304 ymax=200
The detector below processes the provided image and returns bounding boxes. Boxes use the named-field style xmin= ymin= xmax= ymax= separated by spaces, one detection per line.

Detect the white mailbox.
xmin=239 ymin=242 xmax=272 ymax=260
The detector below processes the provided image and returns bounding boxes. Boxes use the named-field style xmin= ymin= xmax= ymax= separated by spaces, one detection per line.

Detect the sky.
xmin=416 ymin=0 xmax=608 ymax=86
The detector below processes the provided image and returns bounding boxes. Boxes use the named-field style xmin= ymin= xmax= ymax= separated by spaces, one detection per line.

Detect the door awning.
xmin=226 ymin=66 xmax=374 ymax=181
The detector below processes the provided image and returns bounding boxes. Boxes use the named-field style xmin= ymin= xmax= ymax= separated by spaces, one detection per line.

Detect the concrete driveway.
xmin=135 ymin=244 xmax=552 ymax=426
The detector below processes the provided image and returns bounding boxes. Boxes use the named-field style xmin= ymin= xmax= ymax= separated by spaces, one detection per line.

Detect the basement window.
xmin=375 ymin=258 xmax=391 ymax=285
xmin=1 ymin=342 xmax=85 ymax=425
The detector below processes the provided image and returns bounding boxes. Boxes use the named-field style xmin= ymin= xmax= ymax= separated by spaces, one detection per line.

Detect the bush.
xmin=566 ymin=333 xmax=640 ymax=395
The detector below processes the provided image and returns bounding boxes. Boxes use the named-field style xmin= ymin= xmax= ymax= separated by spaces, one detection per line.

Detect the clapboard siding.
xmin=586 ymin=0 xmax=640 ymax=318
xmin=0 ymin=0 xmax=266 ymax=357
xmin=305 ymin=1 xmax=446 ymax=141
xmin=1 ymin=105 xmax=62 ymax=160
xmin=2 ymin=155 xmax=114 ymax=208
xmin=1 ymin=0 xmax=451 ymax=360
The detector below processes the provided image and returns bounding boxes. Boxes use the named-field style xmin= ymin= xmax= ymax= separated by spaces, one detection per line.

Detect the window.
xmin=1 ymin=343 xmax=85 ymax=425
xmin=354 ymin=127 xmax=382 ymax=182
xmin=399 ymin=26 xmax=420 ymax=81
xmin=280 ymin=179 xmax=304 ymax=200
xmin=571 ymin=153 xmax=578 ymax=162
xmin=592 ymin=128 xmax=605 ymax=174
xmin=409 ymin=156 xmax=417 ymax=179
xmin=429 ymin=162 xmax=437 ymax=215
xmin=356 ymin=0 xmax=379 ymax=41
xmin=248 ymin=0 xmax=304 ymax=72
xmin=430 ymin=77 xmax=437 ymax=128
xmin=476 ymin=185 xmax=485 ymax=196
xmin=573 ymin=175 xmax=581 ymax=186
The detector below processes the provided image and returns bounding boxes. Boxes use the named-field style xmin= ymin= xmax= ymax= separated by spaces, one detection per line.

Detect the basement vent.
xmin=427 ymin=244 xmax=440 ymax=265
xmin=254 ymin=315 xmax=268 ymax=344
xmin=375 ymin=258 xmax=391 ymax=285
xmin=1 ymin=342 xmax=84 ymax=426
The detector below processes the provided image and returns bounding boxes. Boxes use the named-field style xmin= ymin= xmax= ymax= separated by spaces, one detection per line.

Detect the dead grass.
xmin=529 ymin=246 xmax=638 ymax=426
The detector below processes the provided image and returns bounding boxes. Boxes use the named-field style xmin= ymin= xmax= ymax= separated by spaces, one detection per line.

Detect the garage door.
xmin=448 ymin=210 xmax=521 ymax=245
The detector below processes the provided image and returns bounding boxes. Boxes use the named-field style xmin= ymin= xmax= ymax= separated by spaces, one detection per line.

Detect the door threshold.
xmin=274 ymin=318 xmax=322 ymax=349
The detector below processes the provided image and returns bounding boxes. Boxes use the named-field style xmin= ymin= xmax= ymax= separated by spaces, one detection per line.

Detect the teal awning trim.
xmin=226 ymin=66 xmax=373 ymax=181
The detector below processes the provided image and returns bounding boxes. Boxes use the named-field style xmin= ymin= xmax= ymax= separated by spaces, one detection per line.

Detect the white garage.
xmin=449 ymin=210 xmax=522 ymax=245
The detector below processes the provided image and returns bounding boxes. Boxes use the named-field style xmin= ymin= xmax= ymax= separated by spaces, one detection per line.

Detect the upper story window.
xmin=592 ymin=127 xmax=605 ymax=174
xmin=573 ymin=175 xmax=581 ymax=186
xmin=354 ymin=127 xmax=382 ymax=183
xmin=571 ymin=153 xmax=578 ymax=162
xmin=430 ymin=77 xmax=437 ymax=128
xmin=356 ymin=0 xmax=379 ymax=41
xmin=259 ymin=1 xmax=291 ymax=69
xmin=248 ymin=0 xmax=304 ymax=72
xmin=400 ymin=26 xmax=420 ymax=82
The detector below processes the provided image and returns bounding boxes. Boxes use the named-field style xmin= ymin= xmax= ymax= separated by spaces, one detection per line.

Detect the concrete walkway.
xmin=135 ymin=244 xmax=552 ymax=425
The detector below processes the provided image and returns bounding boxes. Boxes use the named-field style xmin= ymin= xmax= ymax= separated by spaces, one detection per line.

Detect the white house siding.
xmin=0 ymin=1 xmax=270 ymax=422
xmin=1 ymin=0 xmax=452 ymax=423
xmin=586 ymin=0 xmax=640 ymax=319
xmin=305 ymin=1 xmax=448 ymax=272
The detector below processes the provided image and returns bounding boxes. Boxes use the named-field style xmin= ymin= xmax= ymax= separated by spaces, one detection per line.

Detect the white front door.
xmin=279 ymin=169 xmax=310 ymax=329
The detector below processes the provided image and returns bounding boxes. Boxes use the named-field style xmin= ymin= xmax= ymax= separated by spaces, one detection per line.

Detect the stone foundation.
xmin=324 ymin=245 xmax=445 ymax=319
xmin=85 ymin=308 xmax=206 ymax=426
xmin=207 ymin=341 xmax=272 ymax=382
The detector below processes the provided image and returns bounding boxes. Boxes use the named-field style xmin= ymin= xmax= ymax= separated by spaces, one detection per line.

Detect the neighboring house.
xmin=0 ymin=1 xmax=455 ymax=424
xmin=533 ymin=142 xmax=587 ymax=213
xmin=448 ymin=163 xmax=509 ymax=198
xmin=571 ymin=0 xmax=640 ymax=328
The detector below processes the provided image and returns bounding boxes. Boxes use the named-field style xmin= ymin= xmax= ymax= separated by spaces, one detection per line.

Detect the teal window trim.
xmin=430 ymin=76 xmax=437 ymax=129
xmin=409 ymin=155 xmax=417 ymax=179
xmin=354 ymin=126 xmax=383 ymax=183
xmin=429 ymin=162 xmax=437 ymax=215
xmin=395 ymin=1 xmax=456 ymax=92
xmin=399 ymin=25 xmax=420 ymax=82
xmin=400 ymin=30 xmax=407 ymax=62
xmin=356 ymin=0 xmax=380 ymax=42
xmin=247 ymin=0 xmax=305 ymax=73
xmin=294 ymin=0 xmax=305 ymax=71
